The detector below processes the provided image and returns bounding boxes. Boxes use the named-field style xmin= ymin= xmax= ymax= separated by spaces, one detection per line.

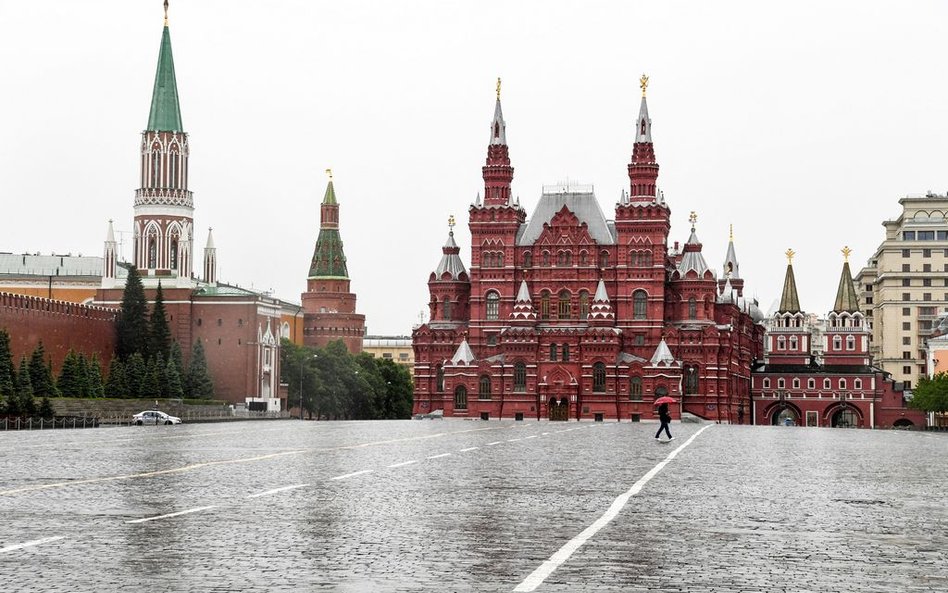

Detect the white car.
xmin=132 ymin=410 xmax=182 ymax=425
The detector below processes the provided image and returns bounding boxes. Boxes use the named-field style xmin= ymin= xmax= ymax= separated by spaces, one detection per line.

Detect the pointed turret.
xmin=510 ymin=280 xmax=537 ymax=323
xmin=778 ymin=249 xmax=801 ymax=314
xmin=723 ymin=224 xmax=740 ymax=279
xmin=308 ymin=173 xmax=349 ymax=279
xmin=588 ymin=279 xmax=615 ymax=323
xmin=433 ymin=228 xmax=468 ymax=281
xmin=628 ymin=74 xmax=660 ymax=202
xmin=203 ymin=227 xmax=217 ymax=285
xmin=482 ymin=77 xmax=514 ymax=207
xmin=451 ymin=339 xmax=476 ymax=365
xmin=102 ymin=220 xmax=117 ymax=285
xmin=649 ymin=338 xmax=677 ymax=367
xmin=833 ymin=247 xmax=860 ymax=313
xmin=147 ymin=4 xmax=183 ymax=132
xmin=677 ymin=214 xmax=710 ymax=277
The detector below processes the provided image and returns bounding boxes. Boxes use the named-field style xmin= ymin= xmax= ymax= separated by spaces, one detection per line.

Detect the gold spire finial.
xmin=325 ymin=168 xmax=333 ymax=181
xmin=640 ymin=74 xmax=649 ymax=97
xmin=729 ymin=224 xmax=734 ymax=241
xmin=842 ymin=246 xmax=852 ymax=262
xmin=689 ymin=211 xmax=697 ymax=226
xmin=496 ymin=77 xmax=501 ymax=100
xmin=164 ymin=0 xmax=169 ymax=26
xmin=785 ymin=248 xmax=795 ymax=264
xmin=448 ymin=215 xmax=456 ymax=230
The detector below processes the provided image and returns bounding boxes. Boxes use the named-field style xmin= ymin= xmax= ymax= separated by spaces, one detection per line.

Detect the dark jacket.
xmin=658 ymin=403 xmax=671 ymax=422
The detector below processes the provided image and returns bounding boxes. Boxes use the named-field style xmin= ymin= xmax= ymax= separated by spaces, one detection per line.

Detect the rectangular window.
xmin=920 ymin=306 xmax=936 ymax=316
xmin=634 ymin=334 xmax=645 ymax=346
xmin=903 ymin=307 xmax=911 ymax=316
xmin=924 ymin=248 xmax=932 ymax=257
xmin=903 ymin=249 xmax=911 ymax=257
xmin=903 ymin=231 xmax=916 ymax=240
xmin=919 ymin=231 xmax=935 ymax=240
xmin=865 ymin=284 xmax=873 ymax=291
xmin=903 ymin=366 xmax=912 ymax=374
xmin=902 ymin=264 xmax=911 ymax=272
xmin=903 ymin=322 xmax=911 ymax=330
xmin=903 ymin=279 xmax=912 ymax=287
xmin=865 ymin=297 xmax=873 ymax=305
xmin=903 ymin=351 xmax=912 ymax=360
xmin=940 ymin=231 xmax=948 ymax=241
xmin=903 ymin=293 xmax=911 ymax=301
xmin=924 ymin=264 xmax=932 ymax=272
xmin=924 ymin=278 xmax=932 ymax=287
xmin=903 ymin=336 xmax=911 ymax=345
xmin=924 ymin=293 xmax=932 ymax=301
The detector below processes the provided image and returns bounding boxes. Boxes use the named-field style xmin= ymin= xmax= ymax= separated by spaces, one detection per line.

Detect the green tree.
xmin=169 ymin=341 xmax=185 ymax=388
xmin=911 ymin=372 xmax=948 ymax=414
xmin=142 ymin=355 xmax=162 ymax=400
xmin=149 ymin=282 xmax=172 ymax=361
xmin=38 ymin=396 xmax=55 ymax=420
xmin=165 ymin=354 xmax=184 ymax=399
xmin=125 ymin=352 xmax=146 ymax=397
xmin=0 ymin=329 xmax=16 ymax=406
xmin=57 ymin=350 xmax=83 ymax=397
xmin=187 ymin=340 xmax=214 ymax=398
xmin=116 ymin=266 xmax=150 ymax=360
xmin=104 ymin=357 xmax=128 ymax=398
xmin=29 ymin=343 xmax=56 ymax=398
xmin=374 ymin=357 xmax=414 ymax=419
xmin=88 ymin=353 xmax=105 ymax=398
xmin=16 ymin=356 xmax=36 ymax=417
xmin=76 ymin=352 xmax=91 ymax=397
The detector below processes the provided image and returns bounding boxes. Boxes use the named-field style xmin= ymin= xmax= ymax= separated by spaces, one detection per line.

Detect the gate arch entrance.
xmin=548 ymin=397 xmax=569 ymax=421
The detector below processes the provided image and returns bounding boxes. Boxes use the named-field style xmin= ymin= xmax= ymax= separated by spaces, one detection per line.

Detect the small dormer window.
xmin=494 ymin=122 xmax=500 ymax=138
xmin=640 ymin=118 xmax=647 ymax=135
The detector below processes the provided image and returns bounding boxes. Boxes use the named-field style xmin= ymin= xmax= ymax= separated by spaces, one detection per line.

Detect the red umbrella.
xmin=653 ymin=396 xmax=677 ymax=405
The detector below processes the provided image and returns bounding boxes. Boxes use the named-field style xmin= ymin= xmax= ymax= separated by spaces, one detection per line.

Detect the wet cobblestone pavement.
xmin=0 ymin=420 xmax=945 ymax=592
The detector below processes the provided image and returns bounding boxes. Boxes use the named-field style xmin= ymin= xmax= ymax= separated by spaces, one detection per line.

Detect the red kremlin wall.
xmin=0 ymin=292 xmax=117 ymax=373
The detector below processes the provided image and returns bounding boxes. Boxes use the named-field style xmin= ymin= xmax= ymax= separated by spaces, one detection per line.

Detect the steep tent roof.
xmin=833 ymin=260 xmax=860 ymax=313
xmin=147 ymin=23 xmax=184 ymax=132
xmin=779 ymin=263 xmax=801 ymax=313
xmin=308 ymin=180 xmax=349 ymax=279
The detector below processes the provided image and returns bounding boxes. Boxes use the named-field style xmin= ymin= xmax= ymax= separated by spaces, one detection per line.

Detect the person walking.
xmin=655 ymin=402 xmax=673 ymax=441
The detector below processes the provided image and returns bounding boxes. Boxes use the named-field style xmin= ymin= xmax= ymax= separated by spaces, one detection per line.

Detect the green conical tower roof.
xmin=778 ymin=256 xmax=801 ymax=313
xmin=833 ymin=252 xmax=860 ymax=313
xmin=147 ymin=23 xmax=184 ymax=132
xmin=308 ymin=180 xmax=349 ymax=279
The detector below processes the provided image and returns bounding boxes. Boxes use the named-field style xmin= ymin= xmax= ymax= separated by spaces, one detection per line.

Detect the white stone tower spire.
xmin=102 ymin=219 xmax=118 ymax=288
xmin=203 ymin=227 xmax=217 ymax=285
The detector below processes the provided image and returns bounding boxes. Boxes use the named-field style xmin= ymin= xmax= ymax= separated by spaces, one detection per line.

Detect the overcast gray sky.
xmin=2 ymin=1 xmax=947 ymax=335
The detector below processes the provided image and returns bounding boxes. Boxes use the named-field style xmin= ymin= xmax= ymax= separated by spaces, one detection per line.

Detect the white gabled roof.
xmin=649 ymin=338 xmax=677 ymax=366
xmin=451 ymin=339 xmax=476 ymax=365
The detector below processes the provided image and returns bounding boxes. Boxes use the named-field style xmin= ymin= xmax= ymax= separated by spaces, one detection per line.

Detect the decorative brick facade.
xmin=412 ymin=80 xmax=766 ymax=421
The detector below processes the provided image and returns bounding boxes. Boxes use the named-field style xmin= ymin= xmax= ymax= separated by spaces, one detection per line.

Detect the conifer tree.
xmin=125 ymin=352 xmax=146 ymax=397
xmin=58 ymin=350 xmax=82 ymax=397
xmin=165 ymin=354 xmax=184 ymax=399
xmin=47 ymin=357 xmax=59 ymax=397
xmin=0 ymin=329 xmax=16 ymax=404
xmin=76 ymin=352 xmax=91 ymax=398
xmin=38 ymin=396 xmax=55 ymax=420
xmin=116 ymin=266 xmax=150 ymax=360
xmin=169 ymin=341 xmax=185 ymax=387
xmin=88 ymin=353 xmax=105 ymax=398
xmin=28 ymin=343 xmax=51 ymax=397
xmin=187 ymin=340 xmax=214 ymax=398
xmin=149 ymin=282 xmax=172 ymax=362
xmin=16 ymin=357 xmax=35 ymax=416
xmin=142 ymin=355 xmax=162 ymax=400
xmin=105 ymin=357 xmax=128 ymax=398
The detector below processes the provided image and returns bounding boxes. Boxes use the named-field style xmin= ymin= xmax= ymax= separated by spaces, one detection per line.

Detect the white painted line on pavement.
xmin=523 ymin=435 xmax=539 ymax=440
xmin=513 ymin=424 xmax=713 ymax=592
xmin=126 ymin=505 xmax=218 ymax=524
xmin=487 ymin=441 xmax=502 ymax=446
xmin=427 ymin=453 xmax=452 ymax=459
xmin=330 ymin=469 xmax=373 ymax=481
xmin=0 ymin=536 xmax=65 ymax=553
xmin=388 ymin=460 xmax=419 ymax=468
xmin=458 ymin=447 xmax=479 ymax=452
xmin=541 ymin=432 xmax=550 ymax=436
xmin=507 ymin=438 xmax=523 ymax=442
xmin=247 ymin=484 xmax=309 ymax=498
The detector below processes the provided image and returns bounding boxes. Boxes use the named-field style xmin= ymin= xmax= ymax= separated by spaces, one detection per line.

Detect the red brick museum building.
xmin=412 ymin=79 xmax=766 ymax=421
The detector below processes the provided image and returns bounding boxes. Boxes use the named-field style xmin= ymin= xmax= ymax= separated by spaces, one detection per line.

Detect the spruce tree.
xmin=88 ymin=353 xmax=105 ymax=398
xmin=0 ymin=329 xmax=16 ymax=404
xmin=125 ymin=352 xmax=146 ymax=397
xmin=58 ymin=350 xmax=82 ymax=397
xmin=104 ymin=357 xmax=128 ymax=398
xmin=16 ymin=357 xmax=35 ymax=416
xmin=38 ymin=396 xmax=55 ymax=420
xmin=149 ymin=282 xmax=172 ymax=362
xmin=76 ymin=352 xmax=91 ymax=398
xmin=169 ymin=341 xmax=185 ymax=388
xmin=187 ymin=340 xmax=214 ymax=398
xmin=116 ymin=266 xmax=150 ymax=360
xmin=142 ymin=355 xmax=162 ymax=400
xmin=28 ymin=343 xmax=50 ymax=397
xmin=165 ymin=354 xmax=184 ymax=399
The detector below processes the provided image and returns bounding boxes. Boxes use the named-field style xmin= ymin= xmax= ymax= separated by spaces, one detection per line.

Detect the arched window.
xmin=479 ymin=375 xmax=492 ymax=400
xmin=436 ymin=365 xmax=444 ymax=392
xmin=854 ymin=378 xmax=862 ymax=389
xmin=630 ymin=376 xmax=643 ymax=401
xmin=824 ymin=378 xmax=831 ymax=389
xmin=562 ymin=344 xmax=570 ymax=362
xmin=454 ymin=385 xmax=468 ymax=410
xmin=688 ymin=297 xmax=697 ymax=320
xmin=169 ymin=151 xmax=177 ymax=188
xmin=169 ymin=238 xmax=178 ymax=271
xmin=486 ymin=291 xmax=500 ymax=321
xmin=684 ymin=364 xmax=699 ymax=395
xmin=542 ymin=251 xmax=551 ymax=266
xmin=808 ymin=378 xmax=815 ymax=389
xmin=833 ymin=335 xmax=842 ymax=350
xmin=846 ymin=335 xmax=855 ymax=351
xmin=633 ymin=290 xmax=647 ymax=320
xmin=523 ymin=252 xmax=532 ymax=267
xmin=789 ymin=336 xmax=798 ymax=350
xmin=792 ymin=378 xmax=800 ymax=389
xmin=513 ymin=362 xmax=526 ymax=392
xmin=148 ymin=236 xmax=157 ymax=269
xmin=599 ymin=251 xmax=609 ymax=268
xmin=777 ymin=336 xmax=786 ymax=351
xmin=540 ymin=291 xmax=550 ymax=320
xmin=763 ymin=378 xmax=771 ymax=389
xmin=481 ymin=251 xmax=489 ymax=267
xmin=558 ymin=290 xmax=571 ymax=319
xmin=550 ymin=343 xmax=557 ymax=361
xmin=580 ymin=251 xmax=588 ymax=266
xmin=777 ymin=378 xmax=785 ymax=389
xmin=442 ymin=297 xmax=452 ymax=320
xmin=839 ymin=378 xmax=847 ymax=390
xmin=593 ymin=362 xmax=606 ymax=392
xmin=629 ymin=251 xmax=639 ymax=267
xmin=579 ymin=291 xmax=590 ymax=320
xmin=151 ymin=148 xmax=160 ymax=186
